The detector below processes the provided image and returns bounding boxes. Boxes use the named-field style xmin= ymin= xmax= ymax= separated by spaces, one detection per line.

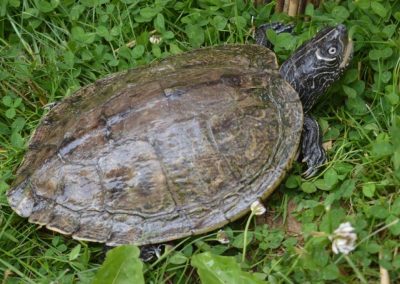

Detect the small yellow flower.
xmin=329 ymin=222 xmax=357 ymax=255
xmin=250 ymin=200 xmax=266 ymax=216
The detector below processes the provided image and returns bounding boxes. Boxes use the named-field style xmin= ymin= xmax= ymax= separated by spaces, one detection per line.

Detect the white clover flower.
xmin=216 ymin=229 xmax=230 ymax=244
xmin=250 ymin=200 xmax=266 ymax=216
xmin=149 ymin=35 xmax=162 ymax=44
xmin=329 ymin=222 xmax=357 ymax=255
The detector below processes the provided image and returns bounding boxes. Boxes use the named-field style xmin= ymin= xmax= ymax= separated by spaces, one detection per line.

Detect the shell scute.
xmin=8 ymin=45 xmax=303 ymax=245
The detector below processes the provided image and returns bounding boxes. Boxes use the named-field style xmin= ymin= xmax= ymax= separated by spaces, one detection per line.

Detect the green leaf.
xmin=0 ymin=0 xmax=7 ymax=16
xmin=275 ymin=33 xmax=296 ymax=50
xmin=69 ymin=5 xmax=84 ymax=20
xmin=132 ymin=45 xmax=145 ymax=59
xmin=169 ymin=252 xmax=188 ymax=265
xmin=322 ymin=263 xmax=340 ymax=280
xmin=351 ymin=80 xmax=365 ymax=96
xmin=0 ymin=70 xmax=10 ymax=80
xmin=372 ymin=141 xmax=393 ymax=157
xmin=63 ymin=51 xmax=75 ymax=68
xmin=118 ymin=46 xmax=132 ymax=61
xmin=355 ymin=0 xmax=370 ymax=9
xmin=81 ymin=50 xmax=93 ymax=61
xmin=343 ymin=69 xmax=359 ymax=83
xmin=152 ymin=44 xmax=162 ymax=57
xmin=386 ymin=91 xmax=399 ymax=105
xmin=332 ymin=6 xmax=349 ymax=21
xmin=162 ymin=31 xmax=175 ymax=40
xmin=371 ymin=2 xmax=387 ymax=17
xmin=36 ymin=0 xmax=59 ymax=13
xmin=2 ymin=95 xmax=13 ymax=107
xmin=266 ymin=29 xmax=277 ymax=46
xmin=346 ymin=96 xmax=368 ymax=114
xmin=305 ymin=3 xmax=314 ymax=16
xmin=381 ymin=71 xmax=391 ymax=83
xmin=110 ymin=26 xmax=121 ymax=37
xmin=391 ymin=197 xmax=400 ymax=216
xmin=324 ymin=127 xmax=340 ymax=141
xmin=362 ymin=183 xmax=375 ymax=198
xmin=211 ymin=15 xmax=227 ymax=30
xmin=0 ymin=121 xmax=10 ymax=135
xmin=369 ymin=48 xmax=393 ymax=60
xmin=231 ymin=16 xmax=246 ymax=29
xmin=334 ymin=163 xmax=353 ymax=175
xmin=71 ymin=26 xmax=95 ymax=44
xmin=57 ymin=244 xmax=67 ymax=253
xmin=231 ymin=232 xmax=253 ymax=249
xmin=302 ymin=222 xmax=318 ymax=234
xmin=301 ymin=182 xmax=316 ymax=193
xmin=382 ymin=24 xmax=396 ymax=38
xmin=338 ymin=179 xmax=355 ymax=198
xmin=108 ymin=58 xmax=119 ymax=67
xmin=323 ymin=193 xmax=336 ymax=208
xmin=191 ymin=252 xmax=268 ymax=284
xmin=69 ymin=244 xmax=81 ymax=261
xmin=370 ymin=205 xmax=389 ymax=219
xmin=343 ymin=85 xmax=357 ymax=98
xmin=13 ymin=97 xmax=22 ymax=107
xmin=140 ymin=7 xmax=158 ymax=20
xmin=319 ymin=208 xmax=345 ymax=234
xmin=386 ymin=215 xmax=400 ymax=235
xmin=5 ymin=108 xmax=16 ymax=119
xmin=9 ymin=0 xmax=20 ymax=8
xmin=10 ymin=131 xmax=24 ymax=148
xmin=285 ymin=175 xmax=300 ymax=189
xmin=323 ymin=168 xmax=338 ymax=189
xmin=169 ymin=43 xmax=182 ymax=54
xmin=11 ymin=117 xmax=25 ymax=131
xmin=80 ymin=0 xmax=100 ymax=7
xmin=121 ymin=0 xmax=139 ymax=3
xmin=154 ymin=13 xmax=165 ymax=32
xmin=314 ymin=179 xmax=332 ymax=191
xmin=96 ymin=26 xmax=112 ymax=40
xmin=92 ymin=245 xmax=144 ymax=284
xmin=259 ymin=229 xmax=284 ymax=249
xmin=185 ymin=24 xmax=204 ymax=48
xmin=366 ymin=242 xmax=381 ymax=254
xmin=51 ymin=236 xmax=60 ymax=246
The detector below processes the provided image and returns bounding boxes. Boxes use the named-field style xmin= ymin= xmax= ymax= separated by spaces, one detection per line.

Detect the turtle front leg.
xmin=255 ymin=22 xmax=294 ymax=49
xmin=301 ymin=114 xmax=326 ymax=178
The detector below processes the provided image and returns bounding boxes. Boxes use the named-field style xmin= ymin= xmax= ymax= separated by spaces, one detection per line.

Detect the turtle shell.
xmin=7 ymin=45 xmax=303 ymax=246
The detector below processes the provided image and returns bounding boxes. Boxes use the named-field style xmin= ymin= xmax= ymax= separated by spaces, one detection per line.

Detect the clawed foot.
xmin=302 ymin=148 xmax=326 ymax=178
xmin=140 ymin=244 xmax=164 ymax=262
xmin=102 ymin=244 xmax=165 ymax=263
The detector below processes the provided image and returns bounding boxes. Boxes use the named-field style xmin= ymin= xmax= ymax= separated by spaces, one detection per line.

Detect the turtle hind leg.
xmin=255 ymin=22 xmax=294 ymax=49
xmin=140 ymin=244 xmax=164 ymax=262
xmin=101 ymin=244 xmax=164 ymax=262
xmin=301 ymin=114 xmax=326 ymax=178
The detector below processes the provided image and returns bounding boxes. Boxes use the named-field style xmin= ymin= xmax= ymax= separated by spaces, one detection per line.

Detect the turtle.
xmin=7 ymin=23 xmax=353 ymax=247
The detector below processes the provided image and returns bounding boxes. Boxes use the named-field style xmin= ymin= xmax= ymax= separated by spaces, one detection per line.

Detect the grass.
xmin=1 ymin=0 xmax=400 ymax=283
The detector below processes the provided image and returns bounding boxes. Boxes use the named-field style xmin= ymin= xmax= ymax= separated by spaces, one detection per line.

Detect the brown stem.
xmin=288 ymin=0 xmax=299 ymax=16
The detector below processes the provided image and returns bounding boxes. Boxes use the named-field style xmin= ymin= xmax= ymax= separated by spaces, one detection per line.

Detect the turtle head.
xmin=280 ymin=24 xmax=353 ymax=112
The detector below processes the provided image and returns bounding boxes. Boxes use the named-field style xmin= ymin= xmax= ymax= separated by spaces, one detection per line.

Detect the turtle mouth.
xmin=340 ymin=36 xmax=353 ymax=69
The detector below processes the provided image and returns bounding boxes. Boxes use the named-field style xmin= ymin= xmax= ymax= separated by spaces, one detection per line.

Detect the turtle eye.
xmin=328 ymin=47 xmax=337 ymax=55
